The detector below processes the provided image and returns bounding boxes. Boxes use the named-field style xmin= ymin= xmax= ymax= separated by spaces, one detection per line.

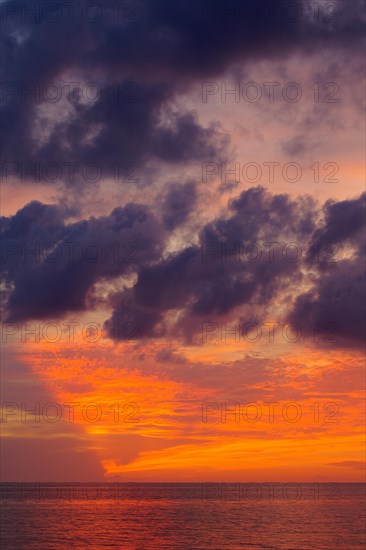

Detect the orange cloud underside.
xmin=9 ymin=338 xmax=365 ymax=482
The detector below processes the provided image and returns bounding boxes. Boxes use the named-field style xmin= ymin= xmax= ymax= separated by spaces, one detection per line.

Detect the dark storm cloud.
xmin=161 ymin=180 xmax=197 ymax=230
xmin=1 ymin=0 xmax=365 ymax=345
xmin=288 ymin=193 xmax=366 ymax=346
xmin=306 ymin=193 xmax=366 ymax=264
xmin=1 ymin=200 xmax=165 ymax=321
xmin=1 ymin=0 xmax=364 ymax=183
xmin=104 ymin=289 xmax=165 ymax=340
xmin=104 ymin=188 xmax=365 ymax=344
xmin=2 ymin=188 xmax=364 ymax=348
xmin=104 ymin=187 xmax=319 ymax=340
xmin=287 ymin=259 xmax=365 ymax=346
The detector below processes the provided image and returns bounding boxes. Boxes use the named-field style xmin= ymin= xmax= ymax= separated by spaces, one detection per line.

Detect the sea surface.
xmin=1 ymin=483 xmax=365 ymax=549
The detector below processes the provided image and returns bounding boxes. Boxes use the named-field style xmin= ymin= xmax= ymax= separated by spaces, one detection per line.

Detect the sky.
xmin=0 ymin=0 xmax=365 ymax=482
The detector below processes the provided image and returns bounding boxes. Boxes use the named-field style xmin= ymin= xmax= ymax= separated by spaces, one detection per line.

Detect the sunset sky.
xmin=1 ymin=0 xmax=365 ymax=482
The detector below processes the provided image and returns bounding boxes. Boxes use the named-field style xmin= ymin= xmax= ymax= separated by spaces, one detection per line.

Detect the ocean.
xmin=1 ymin=483 xmax=365 ymax=549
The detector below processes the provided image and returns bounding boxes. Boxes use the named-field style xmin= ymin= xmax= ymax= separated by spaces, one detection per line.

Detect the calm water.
xmin=1 ymin=483 xmax=365 ymax=549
